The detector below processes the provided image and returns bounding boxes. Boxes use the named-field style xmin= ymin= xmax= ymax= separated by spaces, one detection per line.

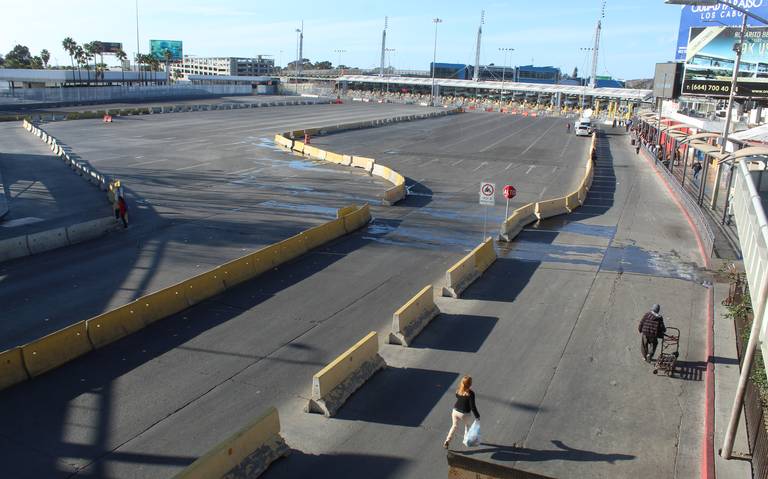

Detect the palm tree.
xmin=91 ymin=41 xmax=104 ymax=82
xmin=62 ymin=37 xmax=79 ymax=84
xmin=162 ymin=48 xmax=172 ymax=85
xmin=40 ymin=49 xmax=50 ymax=69
xmin=116 ymin=48 xmax=127 ymax=85
xmin=75 ymin=46 xmax=87 ymax=84
xmin=148 ymin=55 xmax=160 ymax=84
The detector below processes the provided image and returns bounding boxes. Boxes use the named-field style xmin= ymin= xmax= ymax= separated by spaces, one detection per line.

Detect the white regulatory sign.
xmin=480 ymin=182 xmax=495 ymax=206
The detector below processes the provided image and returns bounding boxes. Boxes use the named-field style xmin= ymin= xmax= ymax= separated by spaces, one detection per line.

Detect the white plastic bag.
xmin=463 ymin=420 xmax=481 ymax=447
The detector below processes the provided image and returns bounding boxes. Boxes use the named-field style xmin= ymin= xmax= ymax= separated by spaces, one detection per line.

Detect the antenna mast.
xmin=590 ymin=1 xmax=605 ymax=88
xmin=473 ymin=10 xmax=485 ymax=82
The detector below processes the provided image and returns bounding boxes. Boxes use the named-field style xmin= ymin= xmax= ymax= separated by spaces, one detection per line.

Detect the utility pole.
xmin=473 ymin=10 xmax=485 ymax=82
xmin=430 ymin=17 xmax=442 ymax=107
xmin=380 ymin=16 xmax=388 ymax=77
xmin=135 ymin=0 xmax=141 ymax=72
xmin=298 ymin=21 xmax=304 ymax=77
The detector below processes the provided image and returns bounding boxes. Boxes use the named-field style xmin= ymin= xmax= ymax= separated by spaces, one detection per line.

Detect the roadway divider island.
xmin=0 ymin=204 xmax=372 ymax=391
xmin=274 ymin=108 xmax=460 ymax=206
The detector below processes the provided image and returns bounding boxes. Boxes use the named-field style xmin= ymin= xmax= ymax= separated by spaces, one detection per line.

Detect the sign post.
xmin=503 ymin=185 xmax=517 ymax=220
xmin=479 ymin=182 xmax=495 ymax=240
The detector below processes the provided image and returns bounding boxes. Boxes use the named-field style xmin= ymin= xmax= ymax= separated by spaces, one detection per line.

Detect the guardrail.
xmin=498 ymin=132 xmax=596 ymax=242
xmin=274 ymin=109 xmax=458 ymax=206
xmin=442 ymin=237 xmax=497 ymax=298
xmin=733 ymin=160 xmax=768 ymax=360
xmin=0 ymin=204 xmax=371 ymax=392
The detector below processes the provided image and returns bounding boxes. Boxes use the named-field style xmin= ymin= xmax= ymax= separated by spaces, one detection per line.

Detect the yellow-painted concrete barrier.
xmin=86 ymin=302 xmax=146 ymax=349
xmin=173 ymin=407 xmax=289 ymax=479
xmin=22 ymin=321 xmax=92 ymax=377
xmin=307 ymin=331 xmax=386 ymax=417
xmin=292 ymin=140 xmax=305 ymax=154
xmin=137 ymin=284 xmax=191 ymax=325
xmin=341 ymin=204 xmax=371 ymax=233
xmin=389 ymin=285 xmax=440 ymax=346
xmin=498 ymin=203 xmax=537 ymax=242
xmin=274 ymin=134 xmax=293 ymax=150
xmin=443 ymin=238 xmax=497 ymax=298
xmin=183 ymin=270 xmax=227 ymax=306
xmin=0 ymin=347 xmax=29 ymax=391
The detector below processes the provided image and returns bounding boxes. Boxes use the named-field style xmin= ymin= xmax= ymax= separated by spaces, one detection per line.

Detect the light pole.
xmin=430 ymin=17 xmax=442 ymax=107
xmin=664 ymin=0 xmax=768 ymax=462
xmin=385 ymin=48 xmax=395 ymax=94
xmin=499 ymin=47 xmax=514 ymax=104
xmin=334 ymin=49 xmax=346 ymax=75
xmin=294 ymin=28 xmax=301 ymax=94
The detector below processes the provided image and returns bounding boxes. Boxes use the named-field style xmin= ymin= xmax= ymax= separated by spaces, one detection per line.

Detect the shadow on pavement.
xmin=265 ymin=451 xmax=408 ymax=479
xmin=410 ymin=314 xmax=498 ymax=353
xmin=335 ymin=367 xmax=459 ymax=427
xmin=460 ymin=258 xmax=539 ymax=303
xmin=464 ymin=440 xmax=635 ymax=464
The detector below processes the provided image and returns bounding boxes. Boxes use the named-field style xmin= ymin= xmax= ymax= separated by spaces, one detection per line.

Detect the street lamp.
xmin=334 ymin=49 xmax=347 ymax=75
xmin=499 ymin=47 xmax=514 ymax=104
xmin=665 ymin=0 xmax=768 ymax=462
xmin=430 ymin=17 xmax=443 ymax=107
xmin=385 ymin=48 xmax=395 ymax=93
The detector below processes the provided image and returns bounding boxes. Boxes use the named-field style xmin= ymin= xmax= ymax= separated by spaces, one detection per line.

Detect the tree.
xmin=162 ymin=48 xmax=172 ymax=83
xmin=572 ymin=67 xmax=578 ymax=79
xmin=313 ymin=60 xmax=332 ymax=70
xmin=75 ymin=45 xmax=87 ymax=83
xmin=62 ymin=37 xmax=80 ymax=83
xmin=4 ymin=44 xmax=33 ymax=68
xmin=40 ymin=49 xmax=50 ymax=68
xmin=115 ymin=48 xmax=127 ymax=84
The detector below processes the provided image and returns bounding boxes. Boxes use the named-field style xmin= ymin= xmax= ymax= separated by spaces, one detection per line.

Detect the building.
xmin=430 ymin=63 xmax=470 ymax=80
xmin=171 ymin=56 xmax=275 ymax=80
xmin=514 ymin=65 xmax=560 ymax=84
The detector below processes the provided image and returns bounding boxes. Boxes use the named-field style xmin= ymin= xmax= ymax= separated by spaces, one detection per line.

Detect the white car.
xmin=574 ymin=119 xmax=593 ymax=136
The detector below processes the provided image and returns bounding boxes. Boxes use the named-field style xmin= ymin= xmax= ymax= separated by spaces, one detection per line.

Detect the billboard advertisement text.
xmin=150 ymin=40 xmax=183 ymax=61
xmin=683 ymin=26 xmax=768 ymax=98
xmin=675 ymin=1 xmax=768 ymax=61
xmin=99 ymin=42 xmax=123 ymax=54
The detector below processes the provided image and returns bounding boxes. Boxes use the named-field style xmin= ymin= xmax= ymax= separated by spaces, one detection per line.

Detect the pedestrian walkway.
xmin=0 ymin=122 xmax=108 ymax=240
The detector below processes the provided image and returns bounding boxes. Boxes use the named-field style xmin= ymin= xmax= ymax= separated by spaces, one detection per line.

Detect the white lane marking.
xmin=128 ymin=158 xmax=169 ymax=167
xmin=229 ymin=166 xmax=264 ymax=175
xmin=175 ymin=161 xmax=213 ymax=171
xmin=472 ymin=161 xmax=488 ymax=172
xmin=452 ymin=159 xmax=464 ymax=166
xmin=526 ymin=165 xmax=535 ymax=175
xmin=163 ymin=137 xmax=177 ymax=140
xmin=135 ymin=155 xmax=144 ymax=159
xmin=519 ymin=120 xmax=559 ymax=156
xmin=422 ymin=158 xmax=439 ymax=166
xmin=478 ymin=119 xmax=539 ymax=152
xmin=505 ymin=162 xmax=515 ymax=170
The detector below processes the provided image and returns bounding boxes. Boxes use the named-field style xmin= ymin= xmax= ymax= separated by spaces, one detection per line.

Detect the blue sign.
xmin=675 ymin=0 xmax=768 ymax=61
xmin=150 ymin=40 xmax=183 ymax=61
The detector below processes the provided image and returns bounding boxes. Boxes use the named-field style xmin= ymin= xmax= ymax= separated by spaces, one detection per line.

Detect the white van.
xmin=574 ymin=118 xmax=592 ymax=136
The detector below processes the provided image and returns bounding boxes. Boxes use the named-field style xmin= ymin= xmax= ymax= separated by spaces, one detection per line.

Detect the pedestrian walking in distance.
xmin=692 ymin=161 xmax=703 ymax=182
xmin=444 ymin=375 xmax=480 ymax=449
xmin=117 ymin=196 xmax=128 ymax=228
xmin=638 ymin=304 xmax=666 ymax=362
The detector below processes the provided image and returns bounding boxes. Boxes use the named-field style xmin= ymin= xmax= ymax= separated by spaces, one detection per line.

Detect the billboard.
xmin=675 ymin=1 xmax=768 ymax=61
xmin=150 ymin=40 xmax=183 ymax=61
xmin=99 ymin=42 xmax=123 ymax=54
xmin=682 ymin=26 xmax=768 ymax=97
xmin=653 ymin=63 xmax=682 ymax=99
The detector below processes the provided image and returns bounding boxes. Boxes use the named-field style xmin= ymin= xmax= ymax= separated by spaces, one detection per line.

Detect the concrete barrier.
xmin=351 ymin=156 xmax=375 ymax=173
xmin=173 ymin=407 xmax=289 ymax=479
xmin=389 ymin=285 xmax=440 ymax=346
xmin=442 ymin=238 xmax=497 ymax=298
xmin=183 ymin=270 xmax=227 ymax=306
xmin=325 ymin=151 xmax=345 ymax=164
xmin=535 ymin=196 xmax=570 ymax=220
xmin=292 ymin=140 xmax=305 ymax=154
xmin=86 ymin=302 xmax=145 ymax=349
xmin=565 ymin=191 xmax=580 ymax=210
xmin=22 ymin=321 xmax=92 ymax=377
xmin=0 ymin=347 xmax=30 ymax=391
xmin=273 ymin=134 xmax=293 ymax=150
xmin=0 ymin=236 xmax=31 ymax=262
xmin=498 ymin=203 xmax=537 ymax=242
xmin=26 ymin=227 xmax=69 ymax=255
xmin=341 ymin=204 xmax=371 ymax=233
xmin=306 ymin=331 xmax=386 ymax=417
xmin=65 ymin=217 xmax=120 ymax=244
xmin=217 ymin=255 xmax=259 ymax=290
xmin=137 ymin=285 xmax=190 ymax=325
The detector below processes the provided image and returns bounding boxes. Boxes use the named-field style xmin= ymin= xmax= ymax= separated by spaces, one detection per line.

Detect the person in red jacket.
xmin=117 ymin=196 xmax=128 ymax=228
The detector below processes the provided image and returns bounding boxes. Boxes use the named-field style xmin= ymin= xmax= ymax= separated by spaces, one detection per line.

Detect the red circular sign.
xmin=503 ymin=185 xmax=517 ymax=199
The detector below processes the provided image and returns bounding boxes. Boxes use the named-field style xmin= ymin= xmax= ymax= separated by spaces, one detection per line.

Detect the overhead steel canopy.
xmin=336 ymin=74 xmax=653 ymax=101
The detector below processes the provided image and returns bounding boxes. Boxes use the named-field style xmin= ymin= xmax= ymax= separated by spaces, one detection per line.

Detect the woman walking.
xmin=444 ymin=375 xmax=480 ymax=449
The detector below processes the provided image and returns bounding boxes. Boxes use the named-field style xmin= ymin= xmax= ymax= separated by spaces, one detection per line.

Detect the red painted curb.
xmin=637 ymin=144 xmax=715 ymax=479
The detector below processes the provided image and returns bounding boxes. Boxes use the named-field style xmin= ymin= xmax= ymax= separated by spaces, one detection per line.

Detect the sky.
xmin=1 ymin=0 xmax=684 ymax=80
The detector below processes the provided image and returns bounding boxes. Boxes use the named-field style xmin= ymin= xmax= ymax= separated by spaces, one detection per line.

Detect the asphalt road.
xmin=0 ymin=109 xmax=704 ymax=479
